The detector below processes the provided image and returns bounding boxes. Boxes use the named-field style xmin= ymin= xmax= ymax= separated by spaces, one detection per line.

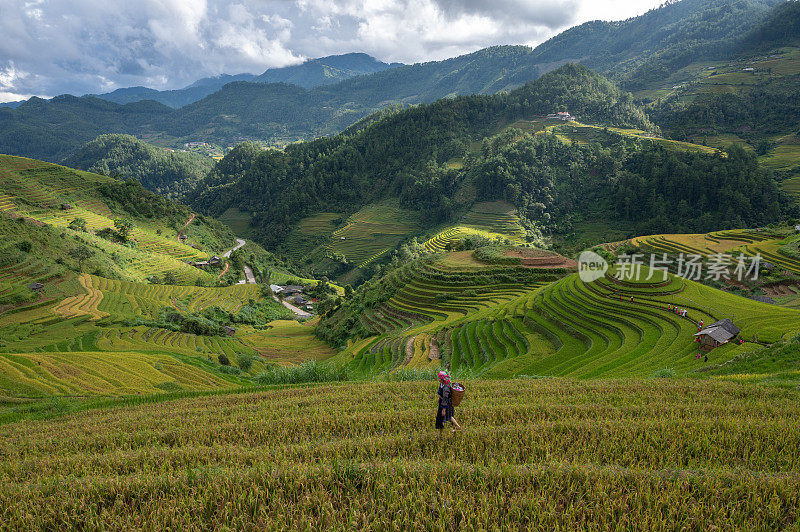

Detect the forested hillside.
xmin=190 ymin=64 xmax=794 ymax=269
xmin=63 ymin=135 xmax=215 ymax=199
xmin=530 ymin=0 xmax=783 ymax=89
xmin=0 ymin=96 xmax=172 ymax=161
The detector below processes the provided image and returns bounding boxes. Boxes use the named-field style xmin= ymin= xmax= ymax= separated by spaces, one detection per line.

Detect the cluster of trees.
xmin=470 ymin=130 xmax=796 ymax=236
xmin=611 ymin=144 xmax=795 ymax=233
xmin=655 ymin=74 xmax=800 ymax=139
xmin=98 ymin=179 xmax=189 ymax=223
xmin=64 ymin=135 xmax=215 ymax=199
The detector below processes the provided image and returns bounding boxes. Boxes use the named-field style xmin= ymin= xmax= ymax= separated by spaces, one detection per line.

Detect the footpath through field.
xmin=177 ymin=213 xmax=195 ymax=239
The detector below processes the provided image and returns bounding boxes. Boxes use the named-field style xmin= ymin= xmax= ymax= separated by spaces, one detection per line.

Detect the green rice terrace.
xmin=422 ymin=201 xmax=527 ymax=253
xmin=499 ymin=117 xmax=722 ymax=156
xmin=620 ymin=228 xmax=800 ymax=309
xmin=322 ymin=247 xmax=800 ymax=380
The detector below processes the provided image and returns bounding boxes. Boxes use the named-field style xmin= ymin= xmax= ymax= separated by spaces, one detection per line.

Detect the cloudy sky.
xmin=0 ymin=0 xmax=664 ymax=102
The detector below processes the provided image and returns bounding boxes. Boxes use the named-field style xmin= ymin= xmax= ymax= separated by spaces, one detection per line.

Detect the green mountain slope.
xmin=530 ymin=0 xmax=782 ymax=90
xmin=0 ymin=154 xmax=326 ymax=399
xmin=63 ymin=135 xmax=215 ymax=199
xmin=190 ymin=64 xmax=794 ymax=282
xmin=0 ymin=96 xmax=173 ymax=162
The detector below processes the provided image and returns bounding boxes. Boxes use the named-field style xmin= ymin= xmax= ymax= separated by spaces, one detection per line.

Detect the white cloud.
xmin=0 ymin=0 xmax=666 ymax=102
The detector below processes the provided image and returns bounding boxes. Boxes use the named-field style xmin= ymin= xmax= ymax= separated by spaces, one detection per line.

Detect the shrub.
xmin=237 ymin=353 xmax=255 ymax=372
xmin=218 ymin=365 xmax=241 ymax=375
xmin=16 ymin=241 xmax=32 ymax=253
xmin=68 ymin=218 xmax=87 ymax=232
xmin=254 ymin=361 xmax=349 ymax=385
xmin=218 ymin=354 xmax=230 ymax=366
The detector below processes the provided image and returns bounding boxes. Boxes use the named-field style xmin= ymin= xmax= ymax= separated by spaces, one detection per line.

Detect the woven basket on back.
xmin=451 ymin=383 xmax=465 ymax=407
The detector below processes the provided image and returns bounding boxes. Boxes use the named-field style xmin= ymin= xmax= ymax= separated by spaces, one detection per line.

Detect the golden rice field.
xmin=237 ymin=320 xmax=336 ymax=365
xmin=0 ymin=379 xmax=798 ymax=529
xmin=0 ymin=351 xmax=228 ymax=397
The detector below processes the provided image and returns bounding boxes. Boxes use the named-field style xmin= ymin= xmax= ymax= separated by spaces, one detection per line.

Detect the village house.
xmin=282 ymin=285 xmax=304 ymax=297
xmin=269 ymin=284 xmax=283 ymax=294
xmin=546 ymin=111 xmax=575 ymax=121
xmin=208 ymin=256 xmax=221 ymax=266
xmin=222 ymin=326 xmax=237 ymax=337
xmin=694 ymin=319 xmax=740 ymax=349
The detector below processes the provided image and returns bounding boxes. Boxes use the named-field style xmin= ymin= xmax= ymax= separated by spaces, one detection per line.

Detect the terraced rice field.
xmin=0 ymin=257 xmax=64 ymax=305
xmin=337 ymin=254 xmax=567 ymax=375
xmin=327 ymin=204 xmax=420 ymax=268
xmin=630 ymin=230 xmax=800 ymax=275
xmin=499 ymin=119 xmax=719 ymax=155
xmin=340 ymin=250 xmax=800 ymax=378
xmin=423 ymin=202 xmax=526 ymax=253
xmin=67 ymin=230 xmax=215 ymax=284
xmin=296 ymin=213 xmax=341 ymax=235
xmin=0 ymin=351 xmax=228 ymax=397
xmin=97 ymin=327 xmax=253 ymax=359
xmin=26 ymin=204 xmax=204 ymax=261
xmin=783 ymin=175 xmax=800 ymax=201
xmin=0 ymin=154 xmax=217 ymax=284
xmin=505 ymin=269 xmax=800 ymax=377
xmin=90 ymin=275 xmax=260 ymax=317
xmin=238 ymin=320 xmax=336 ymax=364
xmin=50 ymin=273 xmax=108 ymax=321
xmin=0 ymin=267 xmax=268 ymax=396
xmin=1 ymin=380 xmax=798 ymax=529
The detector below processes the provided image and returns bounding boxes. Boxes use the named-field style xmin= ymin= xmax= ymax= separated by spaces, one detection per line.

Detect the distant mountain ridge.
xmin=89 ymin=53 xmax=401 ymax=109
xmin=253 ymin=53 xmax=402 ymax=87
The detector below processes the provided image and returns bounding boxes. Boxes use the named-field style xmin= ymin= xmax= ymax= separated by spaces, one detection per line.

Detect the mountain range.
xmin=85 ymin=53 xmax=401 ymax=109
xmin=0 ymin=0 xmax=797 ymax=165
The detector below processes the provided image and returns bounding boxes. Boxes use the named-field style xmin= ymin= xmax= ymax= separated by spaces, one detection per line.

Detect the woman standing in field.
xmin=436 ymin=371 xmax=461 ymax=435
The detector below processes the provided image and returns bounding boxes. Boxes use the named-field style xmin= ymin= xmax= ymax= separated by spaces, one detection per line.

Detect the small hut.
xmin=222 ymin=326 xmax=237 ymax=337
xmin=694 ymin=319 xmax=740 ymax=349
xmin=282 ymin=285 xmax=304 ymax=296
xmin=28 ymin=282 xmax=44 ymax=291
